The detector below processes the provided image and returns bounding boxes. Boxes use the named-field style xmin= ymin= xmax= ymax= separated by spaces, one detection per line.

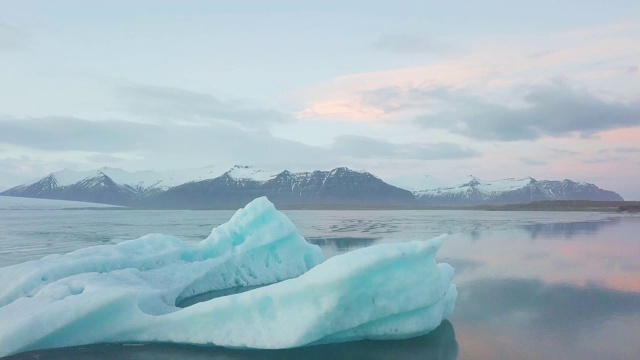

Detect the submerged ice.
xmin=0 ymin=197 xmax=457 ymax=357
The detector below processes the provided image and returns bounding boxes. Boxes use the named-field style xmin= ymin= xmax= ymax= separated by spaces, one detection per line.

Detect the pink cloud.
xmin=294 ymin=58 xmax=494 ymax=122
xmin=599 ymin=126 xmax=640 ymax=143
xmin=297 ymin=99 xmax=388 ymax=121
xmin=292 ymin=22 xmax=640 ymax=123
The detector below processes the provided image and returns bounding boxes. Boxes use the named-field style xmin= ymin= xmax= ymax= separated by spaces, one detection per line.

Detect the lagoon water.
xmin=1 ymin=198 xmax=639 ymax=359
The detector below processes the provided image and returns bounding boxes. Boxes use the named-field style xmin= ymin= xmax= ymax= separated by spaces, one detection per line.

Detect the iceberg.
xmin=0 ymin=197 xmax=456 ymax=357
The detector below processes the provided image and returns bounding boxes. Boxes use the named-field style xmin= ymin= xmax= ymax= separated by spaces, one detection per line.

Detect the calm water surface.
xmin=1 ymin=205 xmax=639 ymax=359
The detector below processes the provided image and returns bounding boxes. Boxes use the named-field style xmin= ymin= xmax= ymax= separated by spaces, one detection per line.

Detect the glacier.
xmin=0 ymin=197 xmax=457 ymax=357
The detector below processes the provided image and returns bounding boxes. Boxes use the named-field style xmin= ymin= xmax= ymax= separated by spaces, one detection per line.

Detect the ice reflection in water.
xmin=6 ymin=321 xmax=458 ymax=360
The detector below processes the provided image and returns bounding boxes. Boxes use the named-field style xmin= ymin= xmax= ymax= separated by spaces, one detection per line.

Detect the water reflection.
xmin=452 ymin=278 xmax=640 ymax=359
xmin=439 ymin=217 xmax=640 ymax=292
xmin=443 ymin=258 xmax=484 ymax=275
xmin=327 ymin=219 xmax=399 ymax=234
xmin=455 ymin=278 xmax=640 ymax=332
xmin=2 ymin=209 xmax=640 ymax=360
xmin=520 ymin=218 xmax=621 ymax=240
xmin=6 ymin=321 xmax=458 ymax=360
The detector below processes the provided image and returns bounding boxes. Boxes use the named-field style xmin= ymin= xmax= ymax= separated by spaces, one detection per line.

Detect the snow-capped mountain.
xmin=51 ymin=166 xmax=230 ymax=191
xmin=146 ymin=167 xmax=415 ymax=209
xmin=0 ymin=167 xmax=624 ymax=207
xmin=1 ymin=166 xmax=414 ymax=207
xmin=0 ymin=166 xmax=232 ymax=206
xmin=3 ymin=170 xmax=146 ymax=205
xmin=414 ymin=175 xmax=623 ymax=205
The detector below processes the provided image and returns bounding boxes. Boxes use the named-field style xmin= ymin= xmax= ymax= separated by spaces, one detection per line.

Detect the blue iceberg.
xmin=0 ymin=197 xmax=457 ymax=357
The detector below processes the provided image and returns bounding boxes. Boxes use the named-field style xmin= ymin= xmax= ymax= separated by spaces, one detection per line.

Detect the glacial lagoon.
xmin=0 ymin=199 xmax=639 ymax=359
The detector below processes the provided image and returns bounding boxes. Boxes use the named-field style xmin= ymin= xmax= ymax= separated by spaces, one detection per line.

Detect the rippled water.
xmin=1 ymin=203 xmax=639 ymax=359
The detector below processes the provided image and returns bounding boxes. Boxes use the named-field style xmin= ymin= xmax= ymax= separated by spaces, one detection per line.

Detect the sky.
xmin=1 ymin=0 xmax=639 ymax=199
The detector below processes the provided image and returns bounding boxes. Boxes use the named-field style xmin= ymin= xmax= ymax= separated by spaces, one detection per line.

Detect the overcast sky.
xmin=1 ymin=1 xmax=639 ymax=199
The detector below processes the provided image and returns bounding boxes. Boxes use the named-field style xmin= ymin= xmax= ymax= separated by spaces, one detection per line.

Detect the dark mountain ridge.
xmin=144 ymin=167 xmax=416 ymax=209
xmin=1 ymin=166 xmax=624 ymax=208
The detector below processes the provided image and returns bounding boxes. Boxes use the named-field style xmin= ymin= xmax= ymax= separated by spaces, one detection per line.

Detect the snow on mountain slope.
xmin=2 ymin=167 xmax=624 ymax=207
xmin=48 ymin=169 xmax=99 ymax=187
xmin=417 ymin=176 xmax=536 ymax=197
xmin=414 ymin=175 xmax=623 ymax=204
xmin=384 ymin=175 xmax=449 ymax=192
xmin=1 ymin=166 xmax=240 ymax=206
xmin=35 ymin=166 xmax=233 ymax=191
xmin=225 ymin=165 xmax=279 ymax=182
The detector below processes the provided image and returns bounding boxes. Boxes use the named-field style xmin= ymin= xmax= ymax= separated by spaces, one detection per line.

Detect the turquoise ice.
xmin=0 ymin=197 xmax=456 ymax=356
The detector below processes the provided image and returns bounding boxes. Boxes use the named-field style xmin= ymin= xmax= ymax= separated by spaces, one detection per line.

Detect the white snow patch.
xmin=46 ymin=166 xmax=233 ymax=190
xmin=226 ymin=165 xmax=279 ymax=182
xmin=414 ymin=175 xmax=536 ymax=197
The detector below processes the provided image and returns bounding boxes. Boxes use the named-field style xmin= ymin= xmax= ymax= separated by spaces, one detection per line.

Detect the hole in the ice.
xmin=69 ymin=285 xmax=84 ymax=295
xmin=41 ymin=276 xmax=48 ymax=282
xmin=175 ymin=283 xmax=275 ymax=308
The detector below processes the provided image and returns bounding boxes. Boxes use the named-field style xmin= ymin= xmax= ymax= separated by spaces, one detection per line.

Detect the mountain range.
xmin=0 ymin=165 xmax=624 ymax=208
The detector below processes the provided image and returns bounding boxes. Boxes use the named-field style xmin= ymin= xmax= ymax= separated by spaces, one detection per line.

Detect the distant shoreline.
xmin=475 ymin=200 xmax=640 ymax=212
xmin=267 ymin=200 xmax=640 ymax=212
xmin=45 ymin=200 xmax=640 ymax=212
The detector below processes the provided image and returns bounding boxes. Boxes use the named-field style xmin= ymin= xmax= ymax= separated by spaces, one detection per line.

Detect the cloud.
xmin=331 ymin=135 xmax=480 ymax=160
xmin=295 ymin=61 xmax=491 ymax=121
xmin=608 ymin=147 xmax=640 ymax=154
xmin=0 ymin=116 xmax=331 ymax=178
xmin=118 ymin=85 xmax=290 ymax=126
xmin=370 ymin=34 xmax=451 ymax=55
xmin=0 ymin=22 xmax=28 ymax=52
xmin=547 ymin=147 xmax=580 ymax=156
xmin=296 ymin=23 xmax=640 ymax=124
xmin=0 ymin=155 xmax=80 ymax=191
xmin=0 ymin=116 xmax=152 ymax=151
xmin=416 ymin=84 xmax=640 ymax=141
xmin=591 ymin=147 xmax=640 ymax=164
xmin=0 ymin=115 xmax=315 ymax=161
xmin=86 ymin=153 xmax=127 ymax=163
xmin=583 ymin=156 xmax=630 ymax=164
xmin=297 ymin=99 xmax=387 ymax=122
xmin=360 ymin=86 xmax=440 ymax=114
xmin=0 ymin=116 xmax=481 ymax=182
xmin=520 ymin=157 xmax=548 ymax=166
